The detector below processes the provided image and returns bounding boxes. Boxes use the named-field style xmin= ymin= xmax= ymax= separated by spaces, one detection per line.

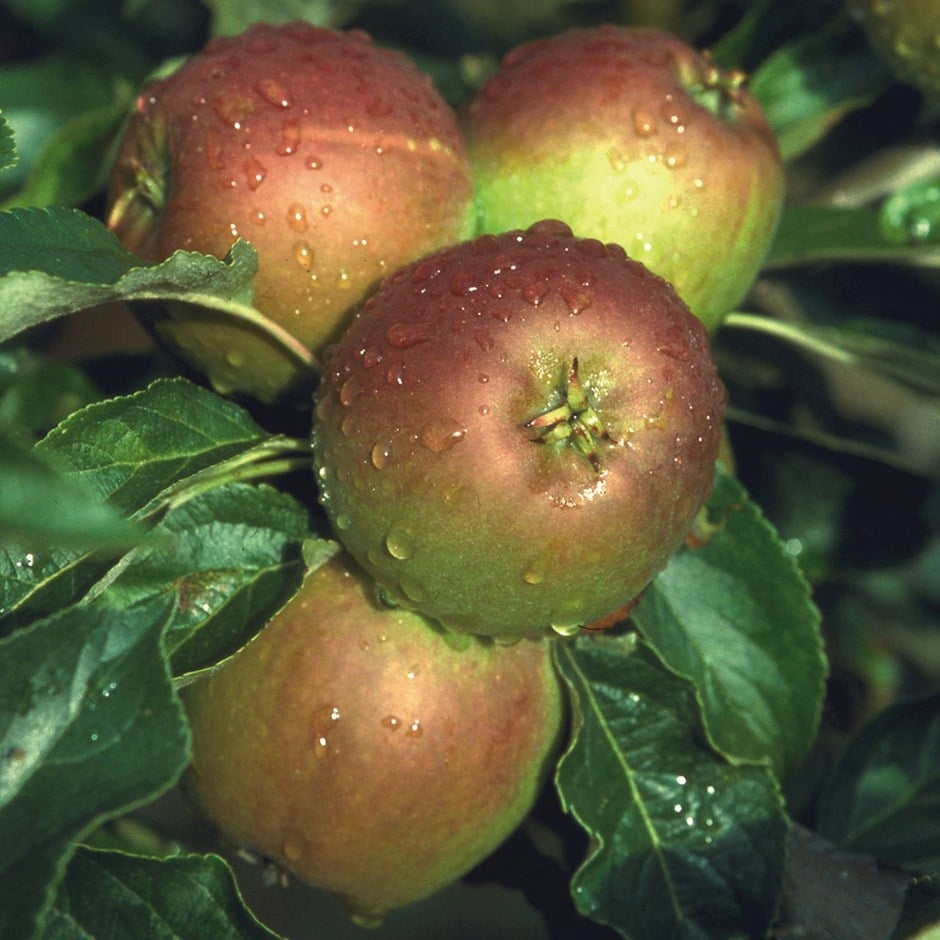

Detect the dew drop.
xmin=334 ymin=513 xmax=352 ymax=531
xmin=312 ymin=704 xmax=342 ymax=759
xmin=371 ymin=441 xmax=391 ymax=469
xmin=275 ymin=117 xmax=301 ymax=155
xmin=522 ymin=281 xmax=549 ymax=306
xmin=420 ymin=418 xmax=466 ymax=454
xmin=559 ymin=282 xmax=592 ymax=314
xmin=405 ymin=719 xmax=423 ymax=738
xmin=633 ymin=106 xmax=657 ymax=137
xmin=254 ymin=78 xmax=293 ymax=109
xmin=386 ymin=320 xmax=436 ymax=349
xmin=282 ymin=836 xmax=303 ymax=863
xmin=293 ymin=239 xmax=314 ymax=272
xmin=385 ymin=527 xmax=414 ymax=560
xmin=381 ymin=714 xmax=401 ymax=731
xmin=306 ymin=155 xmax=323 ymax=170
xmin=225 ymin=350 xmax=244 ymax=368
xmin=362 ymin=346 xmax=383 ymax=368
xmin=522 ymin=568 xmax=544 ymax=585
xmin=334 ymin=270 xmax=352 ymax=291
xmin=287 ymin=203 xmax=308 ymax=232
xmin=551 ymin=622 xmax=581 ymax=637
xmin=338 ymin=376 xmax=359 ymax=406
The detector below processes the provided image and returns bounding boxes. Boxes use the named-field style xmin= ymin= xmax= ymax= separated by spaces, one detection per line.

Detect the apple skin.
xmin=312 ymin=220 xmax=726 ymax=639
xmin=463 ymin=25 xmax=785 ymax=333
xmin=181 ymin=551 xmax=564 ymax=923
xmin=850 ymin=0 xmax=940 ymax=98
xmin=106 ymin=22 xmax=475 ymax=402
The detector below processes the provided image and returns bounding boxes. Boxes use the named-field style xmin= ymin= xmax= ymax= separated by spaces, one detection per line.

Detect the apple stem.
xmin=525 ymin=357 xmax=609 ymax=471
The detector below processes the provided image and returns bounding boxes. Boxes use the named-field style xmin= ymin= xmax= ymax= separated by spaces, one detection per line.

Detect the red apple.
xmin=463 ymin=25 xmax=785 ymax=333
xmin=107 ymin=22 xmax=475 ymax=402
xmin=312 ymin=221 xmax=726 ymax=639
xmin=181 ymin=551 xmax=564 ymax=923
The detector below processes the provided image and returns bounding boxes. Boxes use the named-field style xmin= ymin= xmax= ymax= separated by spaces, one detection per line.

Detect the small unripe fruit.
xmin=107 ymin=22 xmax=474 ymax=402
xmin=313 ymin=221 xmax=726 ymax=639
xmin=181 ymin=553 xmax=563 ymax=923
xmin=464 ymin=25 xmax=785 ymax=333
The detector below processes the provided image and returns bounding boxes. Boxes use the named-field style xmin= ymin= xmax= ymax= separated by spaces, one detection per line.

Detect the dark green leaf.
xmin=0 ymin=114 xmax=15 ymax=174
xmin=51 ymin=848 xmax=279 ymax=940
xmin=103 ymin=484 xmax=310 ymax=678
xmin=816 ymin=693 xmax=940 ymax=870
xmin=0 ymin=378 xmax=286 ymax=632
xmin=0 ymin=53 xmax=123 ymax=197
xmin=554 ymin=636 xmax=788 ymax=940
xmin=5 ymin=91 xmax=134 ymax=210
xmin=632 ymin=468 xmax=826 ymax=777
xmin=35 ymin=377 xmax=271 ymax=516
xmin=0 ymin=348 xmax=101 ymax=443
xmin=0 ymin=435 xmax=139 ymax=550
xmin=889 ymin=875 xmax=940 ymax=940
xmin=765 ymin=205 xmax=940 ymax=268
xmin=749 ymin=19 xmax=891 ymax=161
xmin=0 ymin=209 xmax=262 ymax=344
xmin=0 ymin=595 xmax=189 ymax=940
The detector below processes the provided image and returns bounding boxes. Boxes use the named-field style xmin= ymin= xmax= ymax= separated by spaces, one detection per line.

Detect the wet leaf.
xmin=554 ymin=636 xmax=788 ymax=939
xmin=632 ymin=467 xmax=826 ymax=777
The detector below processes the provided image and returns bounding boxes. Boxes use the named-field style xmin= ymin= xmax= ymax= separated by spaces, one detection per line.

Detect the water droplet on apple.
xmin=338 ymin=376 xmax=359 ymax=406
xmin=293 ymin=240 xmax=314 ymax=272
xmin=523 ymin=282 xmax=549 ymax=306
xmin=287 ymin=203 xmax=308 ymax=232
xmin=420 ymin=418 xmax=466 ymax=453
xmin=371 ymin=441 xmax=391 ymax=469
xmin=522 ymin=567 xmax=544 ymax=585
xmin=334 ymin=270 xmax=352 ymax=291
xmin=244 ymin=157 xmax=268 ymax=192
xmin=405 ymin=719 xmax=423 ymax=738
xmin=334 ymin=513 xmax=351 ymax=531
xmin=282 ymin=836 xmax=303 ymax=863
xmin=385 ymin=528 xmax=414 ymax=560
xmin=306 ymin=155 xmax=323 ymax=170
xmin=633 ymin=106 xmax=657 ymax=137
xmin=362 ymin=346 xmax=383 ymax=368
xmin=312 ymin=704 xmax=342 ymax=759
xmin=386 ymin=320 xmax=436 ymax=349
xmin=254 ymin=78 xmax=293 ymax=109
xmin=225 ymin=350 xmax=244 ymax=368
xmin=381 ymin=714 xmax=401 ymax=731
xmin=275 ymin=117 xmax=301 ymax=155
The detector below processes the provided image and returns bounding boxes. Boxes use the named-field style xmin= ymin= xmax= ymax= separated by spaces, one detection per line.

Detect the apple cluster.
xmin=107 ymin=20 xmax=780 ymax=923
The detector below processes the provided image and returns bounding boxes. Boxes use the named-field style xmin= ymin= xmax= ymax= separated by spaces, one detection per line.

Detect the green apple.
xmin=181 ymin=552 xmax=564 ymax=923
xmin=463 ymin=25 xmax=785 ymax=333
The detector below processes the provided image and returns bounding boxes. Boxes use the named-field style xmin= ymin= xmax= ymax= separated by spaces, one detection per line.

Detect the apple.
xmin=181 ymin=551 xmax=564 ymax=923
xmin=312 ymin=220 xmax=726 ymax=639
xmin=463 ymin=25 xmax=785 ymax=333
xmin=106 ymin=22 xmax=475 ymax=402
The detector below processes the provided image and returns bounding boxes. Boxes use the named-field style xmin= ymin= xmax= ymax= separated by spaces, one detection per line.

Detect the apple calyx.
xmin=683 ymin=56 xmax=750 ymax=123
xmin=525 ymin=357 xmax=609 ymax=471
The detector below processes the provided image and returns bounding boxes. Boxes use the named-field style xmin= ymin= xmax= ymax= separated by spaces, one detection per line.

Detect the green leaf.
xmin=0 ymin=348 xmax=101 ymax=443
xmin=0 ymin=595 xmax=189 ymax=940
xmin=4 ymin=90 xmax=134 ymax=210
xmin=765 ymin=205 xmax=940 ymax=268
xmin=631 ymin=468 xmax=826 ymax=778
xmin=103 ymin=484 xmax=311 ymax=678
xmin=0 ymin=378 xmax=292 ymax=632
xmin=816 ymin=693 xmax=940 ymax=871
xmin=880 ymin=177 xmax=940 ymax=247
xmin=0 ymin=113 xmax=16 ymax=174
xmin=49 ymin=848 xmax=279 ymax=940
xmin=205 ymin=0 xmax=357 ymax=35
xmin=0 ymin=434 xmax=140 ymax=551
xmin=0 ymin=53 xmax=124 ymax=197
xmin=0 ymin=208 xmax=266 ymax=345
xmin=554 ymin=636 xmax=788 ymax=940
xmin=749 ymin=18 xmax=891 ymax=162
